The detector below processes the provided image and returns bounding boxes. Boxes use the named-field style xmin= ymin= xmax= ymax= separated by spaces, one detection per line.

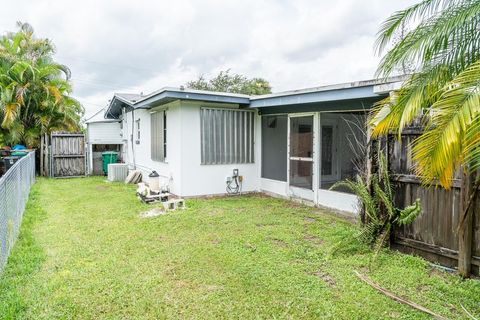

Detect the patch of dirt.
xmin=139 ymin=208 xmax=167 ymax=218
xmin=244 ymin=242 xmax=257 ymax=252
xmin=416 ymin=284 xmax=431 ymax=293
xmin=208 ymin=208 xmax=224 ymax=216
xmin=211 ymin=238 xmax=221 ymax=245
xmin=304 ymin=234 xmax=324 ymax=246
xmin=96 ymin=185 xmax=108 ymax=191
xmin=270 ymin=238 xmax=289 ymax=248
xmin=311 ymin=270 xmax=336 ymax=287
xmin=304 ymin=217 xmax=318 ymax=223
xmin=388 ymin=311 xmax=402 ymax=318
xmin=202 ymin=284 xmax=224 ymax=292
xmin=427 ymin=266 xmax=454 ymax=281
xmin=174 ymin=279 xmax=194 ymax=289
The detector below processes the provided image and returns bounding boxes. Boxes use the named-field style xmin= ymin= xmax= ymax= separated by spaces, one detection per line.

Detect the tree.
xmin=186 ymin=69 xmax=272 ymax=95
xmin=370 ymin=0 xmax=480 ymax=188
xmin=0 ymin=22 xmax=83 ymax=147
xmin=371 ymin=0 xmax=480 ymax=277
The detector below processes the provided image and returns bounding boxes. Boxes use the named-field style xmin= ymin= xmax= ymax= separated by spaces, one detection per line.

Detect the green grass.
xmin=0 ymin=177 xmax=479 ymax=319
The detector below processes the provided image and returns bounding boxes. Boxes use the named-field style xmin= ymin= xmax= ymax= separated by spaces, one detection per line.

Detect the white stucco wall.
xmin=122 ymin=101 xmax=182 ymax=195
xmin=178 ymin=101 xmax=261 ymax=197
xmin=122 ymin=101 xmax=261 ymax=197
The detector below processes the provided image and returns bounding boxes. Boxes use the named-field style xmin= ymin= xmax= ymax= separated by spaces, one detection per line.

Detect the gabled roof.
xmin=104 ymin=93 xmax=144 ymax=119
xmin=115 ymin=93 xmax=144 ymax=104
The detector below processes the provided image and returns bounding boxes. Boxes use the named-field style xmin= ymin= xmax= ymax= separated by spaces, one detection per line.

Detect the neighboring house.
xmin=101 ymin=76 xmax=404 ymax=215
xmin=85 ymin=108 xmax=123 ymax=175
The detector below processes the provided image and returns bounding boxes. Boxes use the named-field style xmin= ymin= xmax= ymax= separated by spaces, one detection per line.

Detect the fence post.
xmin=365 ymin=127 xmax=375 ymax=225
xmin=459 ymin=170 xmax=475 ymax=277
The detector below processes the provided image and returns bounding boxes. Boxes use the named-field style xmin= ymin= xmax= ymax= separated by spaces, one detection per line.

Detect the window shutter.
xmin=151 ymin=110 xmax=165 ymax=162
xmin=200 ymin=108 xmax=254 ymax=165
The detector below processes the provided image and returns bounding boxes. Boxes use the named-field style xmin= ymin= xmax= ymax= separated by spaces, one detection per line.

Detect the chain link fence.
xmin=0 ymin=151 xmax=36 ymax=273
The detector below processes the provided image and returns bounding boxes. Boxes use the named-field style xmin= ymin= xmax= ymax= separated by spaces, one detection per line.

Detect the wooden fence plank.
xmin=373 ymin=132 xmax=479 ymax=276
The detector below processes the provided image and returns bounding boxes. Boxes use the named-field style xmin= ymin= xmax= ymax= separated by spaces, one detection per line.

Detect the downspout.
xmin=131 ymin=107 xmax=136 ymax=170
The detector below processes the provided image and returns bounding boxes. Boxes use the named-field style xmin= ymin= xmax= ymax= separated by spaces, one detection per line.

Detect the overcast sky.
xmin=0 ymin=0 xmax=417 ymax=119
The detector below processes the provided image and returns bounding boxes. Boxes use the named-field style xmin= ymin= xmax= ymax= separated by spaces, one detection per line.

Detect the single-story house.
xmin=100 ymin=76 xmax=404 ymax=215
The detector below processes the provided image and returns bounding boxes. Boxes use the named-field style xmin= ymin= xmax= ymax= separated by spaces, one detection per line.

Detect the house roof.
xmin=104 ymin=93 xmax=143 ymax=119
xmin=115 ymin=93 xmax=144 ymax=104
xmin=104 ymin=76 xmax=406 ymax=119
xmin=249 ymin=75 xmax=405 ymax=109
xmin=105 ymin=88 xmax=250 ymax=119
xmin=133 ymin=87 xmax=251 ymax=109
xmin=85 ymin=107 xmax=119 ymax=124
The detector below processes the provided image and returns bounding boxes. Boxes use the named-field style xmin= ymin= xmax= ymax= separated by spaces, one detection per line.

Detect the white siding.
xmin=87 ymin=122 xmax=122 ymax=144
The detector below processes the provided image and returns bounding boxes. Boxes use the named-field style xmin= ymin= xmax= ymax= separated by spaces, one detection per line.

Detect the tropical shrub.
xmin=331 ymin=152 xmax=422 ymax=249
xmin=0 ymin=22 xmax=83 ymax=147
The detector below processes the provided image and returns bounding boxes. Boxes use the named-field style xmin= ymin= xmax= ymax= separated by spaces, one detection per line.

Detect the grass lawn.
xmin=0 ymin=177 xmax=479 ymax=319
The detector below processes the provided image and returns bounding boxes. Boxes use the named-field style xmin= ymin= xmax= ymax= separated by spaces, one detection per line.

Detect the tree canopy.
xmin=0 ymin=22 xmax=84 ymax=147
xmin=370 ymin=0 xmax=480 ymax=188
xmin=186 ymin=69 xmax=272 ymax=95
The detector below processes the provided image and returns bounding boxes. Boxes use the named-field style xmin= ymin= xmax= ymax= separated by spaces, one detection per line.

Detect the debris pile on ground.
xmin=162 ymin=199 xmax=186 ymax=211
xmin=125 ymin=170 xmax=142 ymax=184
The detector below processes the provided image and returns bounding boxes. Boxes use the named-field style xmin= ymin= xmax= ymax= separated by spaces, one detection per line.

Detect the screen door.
xmin=289 ymin=115 xmax=314 ymax=190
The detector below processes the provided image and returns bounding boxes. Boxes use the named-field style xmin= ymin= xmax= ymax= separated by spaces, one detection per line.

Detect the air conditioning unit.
xmin=108 ymin=163 xmax=129 ymax=182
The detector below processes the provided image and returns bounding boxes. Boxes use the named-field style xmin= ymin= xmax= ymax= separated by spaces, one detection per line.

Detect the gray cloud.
xmin=0 ymin=0 xmax=417 ymax=118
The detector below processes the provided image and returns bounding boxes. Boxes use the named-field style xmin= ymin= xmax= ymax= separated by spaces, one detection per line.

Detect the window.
xmin=135 ymin=119 xmax=140 ymax=144
xmin=151 ymin=110 xmax=167 ymax=162
xmin=92 ymin=144 xmax=121 ymax=152
xmin=200 ymin=108 xmax=254 ymax=165
xmin=261 ymin=115 xmax=287 ymax=181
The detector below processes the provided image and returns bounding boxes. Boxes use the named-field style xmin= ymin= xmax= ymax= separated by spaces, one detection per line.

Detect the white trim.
xmin=317 ymin=189 xmax=359 ymax=215
xmin=287 ymin=113 xmax=317 ymax=201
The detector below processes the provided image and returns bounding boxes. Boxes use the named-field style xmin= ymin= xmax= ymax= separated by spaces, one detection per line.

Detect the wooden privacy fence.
xmin=371 ymin=128 xmax=479 ymax=276
xmin=40 ymin=132 xmax=86 ymax=178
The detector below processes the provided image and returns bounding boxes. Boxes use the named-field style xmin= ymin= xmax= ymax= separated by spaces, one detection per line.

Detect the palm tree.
xmin=0 ymin=22 xmax=83 ymax=147
xmin=370 ymin=0 xmax=480 ymax=188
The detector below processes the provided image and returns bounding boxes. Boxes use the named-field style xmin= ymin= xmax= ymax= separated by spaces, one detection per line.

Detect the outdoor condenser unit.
xmin=107 ymin=163 xmax=129 ymax=182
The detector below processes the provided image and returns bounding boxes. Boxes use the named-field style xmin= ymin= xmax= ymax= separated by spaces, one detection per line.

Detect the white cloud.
xmin=0 ymin=0 xmax=417 ymax=118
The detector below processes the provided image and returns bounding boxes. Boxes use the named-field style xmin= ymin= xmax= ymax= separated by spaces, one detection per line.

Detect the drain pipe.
xmin=131 ymin=107 xmax=136 ymax=170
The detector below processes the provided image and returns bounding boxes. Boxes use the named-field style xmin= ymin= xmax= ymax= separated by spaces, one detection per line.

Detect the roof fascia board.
xmin=134 ymin=90 xmax=250 ymax=109
xmin=250 ymin=85 xmax=381 ymax=108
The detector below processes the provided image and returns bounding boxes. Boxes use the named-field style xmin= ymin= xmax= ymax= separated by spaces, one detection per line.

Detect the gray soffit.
xmin=133 ymin=87 xmax=251 ymax=109
xmin=256 ymin=97 xmax=381 ymax=115
xmin=105 ymin=93 xmax=143 ymax=119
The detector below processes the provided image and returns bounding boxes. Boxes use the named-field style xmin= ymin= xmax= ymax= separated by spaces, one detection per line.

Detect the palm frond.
xmin=375 ymin=0 xmax=456 ymax=55
xmin=412 ymin=59 xmax=480 ymax=186
xmin=396 ymin=199 xmax=422 ymax=225
xmin=377 ymin=0 xmax=480 ymax=77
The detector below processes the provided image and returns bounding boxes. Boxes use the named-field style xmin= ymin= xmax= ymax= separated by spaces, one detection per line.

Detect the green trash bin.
xmin=102 ymin=151 xmax=119 ymax=175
